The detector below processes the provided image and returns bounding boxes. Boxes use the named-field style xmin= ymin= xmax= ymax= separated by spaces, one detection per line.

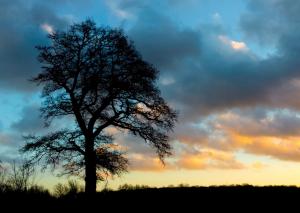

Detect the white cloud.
xmin=161 ymin=76 xmax=175 ymax=85
xmin=41 ymin=23 xmax=54 ymax=34
xmin=231 ymin=40 xmax=247 ymax=50
xmin=218 ymin=35 xmax=248 ymax=51
xmin=105 ymin=0 xmax=133 ymax=19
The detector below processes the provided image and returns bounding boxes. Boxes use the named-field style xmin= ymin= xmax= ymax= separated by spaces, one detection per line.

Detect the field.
xmin=1 ymin=185 xmax=299 ymax=211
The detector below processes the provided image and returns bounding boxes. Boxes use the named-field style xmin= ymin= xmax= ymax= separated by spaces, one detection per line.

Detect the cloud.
xmin=128 ymin=9 xmax=201 ymax=70
xmin=127 ymin=147 xmax=245 ymax=171
xmin=123 ymin=2 xmax=300 ymax=124
xmin=0 ymin=133 xmax=19 ymax=146
xmin=11 ymin=105 xmax=44 ymax=134
xmin=240 ymin=0 xmax=300 ymax=47
xmin=40 ymin=23 xmax=54 ymax=34
xmin=128 ymin=154 xmax=169 ymax=171
xmin=241 ymin=136 xmax=300 ymax=162
xmin=2 ymin=0 xmax=300 ymax=173
xmin=110 ymin=125 xmax=247 ymax=171
xmin=177 ymin=149 xmax=245 ymax=170
xmin=0 ymin=149 xmax=22 ymax=163
xmin=0 ymin=0 xmax=68 ymax=91
xmin=251 ymin=161 xmax=267 ymax=170
xmin=127 ymin=8 xmax=250 ymax=118
xmin=128 ymin=145 xmax=248 ymax=172
xmin=218 ymin=35 xmax=248 ymax=51
xmin=214 ymin=108 xmax=300 ymax=138
xmin=173 ymin=108 xmax=300 ymax=163
xmin=0 ymin=131 xmax=24 ymax=155
xmin=105 ymin=0 xmax=148 ymax=20
xmin=108 ymin=0 xmax=300 ymax=166
xmin=160 ymin=76 xmax=176 ymax=86
xmin=105 ymin=0 xmax=133 ymax=19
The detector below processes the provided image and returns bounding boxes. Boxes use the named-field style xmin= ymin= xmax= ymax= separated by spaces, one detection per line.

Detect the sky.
xmin=2 ymin=0 xmax=300 ymax=190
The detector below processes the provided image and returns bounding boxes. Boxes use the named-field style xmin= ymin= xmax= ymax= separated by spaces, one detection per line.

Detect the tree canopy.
xmin=22 ymin=19 xmax=177 ymax=193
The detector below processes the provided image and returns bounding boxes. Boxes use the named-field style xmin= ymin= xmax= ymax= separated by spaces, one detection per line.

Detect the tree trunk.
xmin=85 ymin=137 xmax=97 ymax=194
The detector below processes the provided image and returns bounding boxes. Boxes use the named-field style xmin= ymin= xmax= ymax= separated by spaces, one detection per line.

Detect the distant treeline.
xmin=1 ymin=181 xmax=300 ymax=211
xmin=0 ymin=161 xmax=299 ymax=211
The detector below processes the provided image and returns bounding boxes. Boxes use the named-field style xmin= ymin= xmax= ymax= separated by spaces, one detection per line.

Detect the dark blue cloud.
xmin=124 ymin=1 xmax=300 ymax=123
xmin=11 ymin=104 xmax=44 ymax=134
xmin=2 ymin=0 xmax=300 ymax=165
xmin=0 ymin=0 xmax=69 ymax=91
xmin=129 ymin=9 xmax=201 ymax=70
xmin=240 ymin=0 xmax=300 ymax=49
xmin=2 ymin=0 xmax=299 ymax=116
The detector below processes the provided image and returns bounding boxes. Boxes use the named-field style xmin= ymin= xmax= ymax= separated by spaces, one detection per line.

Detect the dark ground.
xmin=1 ymin=185 xmax=299 ymax=211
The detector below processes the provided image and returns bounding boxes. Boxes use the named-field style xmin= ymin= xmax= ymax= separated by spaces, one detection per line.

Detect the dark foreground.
xmin=1 ymin=185 xmax=300 ymax=211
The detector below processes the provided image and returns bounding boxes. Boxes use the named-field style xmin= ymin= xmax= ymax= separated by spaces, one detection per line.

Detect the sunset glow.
xmin=1 ymin=0 xmax=300 ymax=190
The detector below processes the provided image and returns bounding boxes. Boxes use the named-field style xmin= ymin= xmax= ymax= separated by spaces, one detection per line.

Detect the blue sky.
xmin=2 ymin=0 xmax=300 ymax=189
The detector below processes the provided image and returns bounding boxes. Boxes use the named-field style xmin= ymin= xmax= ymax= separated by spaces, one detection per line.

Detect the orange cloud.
xmin=216 ymin=119 xmax=300 ymax=162
xmin=251 ymin=161 xmax=268 ymax=169
xmin=126 ymin=149 xmax=245 ymax=172
xmin=105 ymin=108 xmax=300 ymax=172
xmin=177 ymin=149 xmax=245 ymax=170
xmin=243 ymin=137 xmax=300 ymax=162
xmin=127 ymin=154 xmax=172 ymax=172
xmin=174 ymin=109 xmax=300 ymax=164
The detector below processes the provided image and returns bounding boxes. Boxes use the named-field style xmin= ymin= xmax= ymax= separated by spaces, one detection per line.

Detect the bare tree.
xmin=22 ymin=19 xmax=177 ymax=194
xmin=8 ymin=160 xmax=35 ymax=192
xmin=0 ymin=161 xmax=8 ymax=192
xmin=53 ymin=180 xmax=84 ymax=197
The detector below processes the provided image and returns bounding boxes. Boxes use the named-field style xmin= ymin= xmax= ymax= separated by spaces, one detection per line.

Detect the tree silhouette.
xmin=22 ymin=20 xmax=177 ymax=194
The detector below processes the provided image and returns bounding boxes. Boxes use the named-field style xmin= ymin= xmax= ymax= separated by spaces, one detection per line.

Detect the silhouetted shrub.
xmin=118 ymin=184 xmax=151 ymax=191
xmin=53 ymin=180 xmax=84 ymax=197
